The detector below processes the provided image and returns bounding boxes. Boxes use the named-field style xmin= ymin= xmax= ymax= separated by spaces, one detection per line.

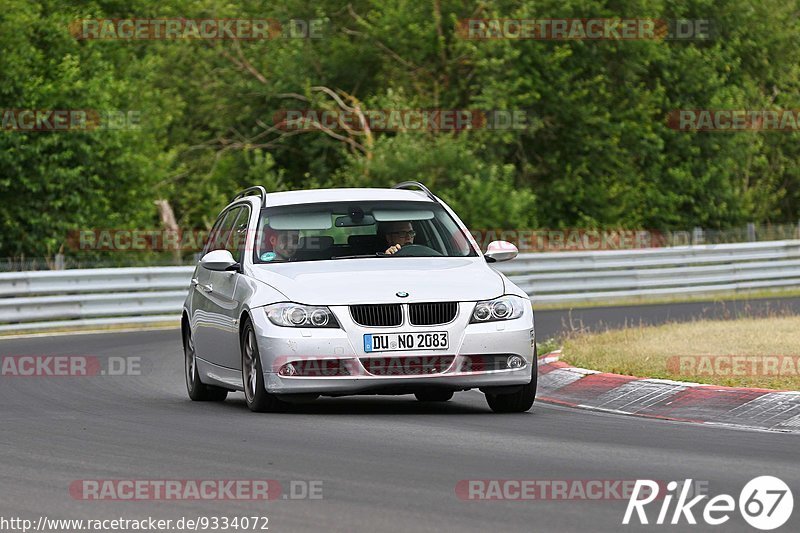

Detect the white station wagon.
xmin=182 ymin=182 xmax=537 ymax=412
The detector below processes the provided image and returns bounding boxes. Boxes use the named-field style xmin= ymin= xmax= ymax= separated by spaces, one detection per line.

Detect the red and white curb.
xmin=537 ymin=351 xmax=800 ymax=433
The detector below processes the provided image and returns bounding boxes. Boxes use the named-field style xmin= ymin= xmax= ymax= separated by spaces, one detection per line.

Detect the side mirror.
xmin=484 ymin=241 xmax=518 ymax=263
xmin=200 ymin=249 xmax=241 ymax=272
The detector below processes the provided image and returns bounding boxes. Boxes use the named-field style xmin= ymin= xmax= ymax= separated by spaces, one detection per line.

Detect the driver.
xmin=379 ymin=221 xmax=416 ymax=254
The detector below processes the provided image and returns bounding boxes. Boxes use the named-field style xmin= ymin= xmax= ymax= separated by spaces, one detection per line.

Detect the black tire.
xmin=485 ymin=360 xmax=538 ymax=413
xmin=415 ymin=390 xmax=454 ymax=402
xmin=241 ymin=320 xmax=287 ymax=413
xmin=184 ymin=326 xmax=228 ymax=402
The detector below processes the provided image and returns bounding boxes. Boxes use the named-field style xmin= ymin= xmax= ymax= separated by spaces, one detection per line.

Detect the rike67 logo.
xmin=624 ymin=476 xmax=793 ymax=530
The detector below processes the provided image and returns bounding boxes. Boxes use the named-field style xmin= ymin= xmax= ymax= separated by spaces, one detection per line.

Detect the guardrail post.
xmin=670 ymin=231 xmax=690 ymax=247
xmin=692 ymin=227 xmax=705 ymax=245
xmin=747 ymin=223 xmax=756 ymax=242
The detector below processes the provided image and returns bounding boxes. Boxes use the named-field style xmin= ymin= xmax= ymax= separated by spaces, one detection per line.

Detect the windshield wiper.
xmin=331 ymin=253 xmax=383 ymax=260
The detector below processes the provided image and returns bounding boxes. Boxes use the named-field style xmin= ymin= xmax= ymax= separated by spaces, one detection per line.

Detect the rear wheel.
xmin=184 ymin=326 xmax=227 ymax=402
xmin=242 ymin=320 xmax=286 ymax=413
xmin=415 ymin=390 xmax=454 ymax=402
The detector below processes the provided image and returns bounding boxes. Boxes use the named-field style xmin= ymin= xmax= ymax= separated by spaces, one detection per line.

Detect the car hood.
xmin=249 ymin=257 xmax=504 ymax=305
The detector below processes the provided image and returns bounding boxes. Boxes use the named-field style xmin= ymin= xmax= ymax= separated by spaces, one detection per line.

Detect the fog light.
xmin=506 ymin=355 xmax=525 ymax=369
xmin=279 ymin=363 xmax=298 ymax=377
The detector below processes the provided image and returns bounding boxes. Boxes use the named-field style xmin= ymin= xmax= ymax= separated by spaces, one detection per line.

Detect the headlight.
xmin=470 ymin=295 xmax=526 ymax=323
xmin=265 ymin=303 xmax=340 ymax=328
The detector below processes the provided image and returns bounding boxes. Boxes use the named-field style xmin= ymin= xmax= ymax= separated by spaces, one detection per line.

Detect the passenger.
xmin=259 ymin=228 xmax=300 ymax=262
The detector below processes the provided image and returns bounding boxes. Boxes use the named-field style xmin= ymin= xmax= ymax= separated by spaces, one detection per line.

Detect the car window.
xmin=301 ymin=219 xmax=374 ymax=244
xmin=254 ymin=201 xmax=477 ymax=263
xmin=204 ymin=211 xmax=228 ymax=255
xmin=225 ymin=206 xmax=251 ymax=263
xmin=206 ymin=207 xmax=242 ymax=255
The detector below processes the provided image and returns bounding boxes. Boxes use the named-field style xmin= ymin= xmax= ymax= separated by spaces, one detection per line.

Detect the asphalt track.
xmin=534 ymin=296 xmax=800 ymax=339
xmin=1 ymin=298 xmax=799 ymax=533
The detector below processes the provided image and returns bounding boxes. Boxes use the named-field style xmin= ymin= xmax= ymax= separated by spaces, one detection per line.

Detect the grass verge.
xmin=0 ymin=321 xmax=180 ymax=338
xmin=533 ymin=287 xmax=800 ymax=310
xmin=560 ymin=316 xmax=800 ymax=390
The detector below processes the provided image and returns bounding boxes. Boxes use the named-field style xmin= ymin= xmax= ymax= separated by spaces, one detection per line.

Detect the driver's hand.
xmin=385 ymin=244 xmax=402 ymax=254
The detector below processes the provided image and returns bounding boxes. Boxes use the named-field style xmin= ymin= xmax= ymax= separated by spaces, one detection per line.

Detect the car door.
xmin=193 ymin=205 xmax=248 ymax=369
xmin=210 ymin=205 xmax=252 ymax=369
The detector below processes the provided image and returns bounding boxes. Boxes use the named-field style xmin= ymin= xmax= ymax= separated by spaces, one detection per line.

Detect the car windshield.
xmin=254 ymin=201 xmax=477 ymax=263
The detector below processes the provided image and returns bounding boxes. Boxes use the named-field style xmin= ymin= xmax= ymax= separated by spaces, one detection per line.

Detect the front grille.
xmin=409 ymin=302 xmax=458 ymax=326
xmin=360 ymin=355 xmax=455 ymax=376
xmin=350 ymin=304 xmax=403 ymax=327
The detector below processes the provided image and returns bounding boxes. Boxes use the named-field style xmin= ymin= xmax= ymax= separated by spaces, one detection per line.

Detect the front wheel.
xmin=485 ymin=366 xmax=537 ymax=413
xmin=184 ymin=326 xmax=228 ymax=402
xmin=241 ymin=321 xmax=286 ymax=413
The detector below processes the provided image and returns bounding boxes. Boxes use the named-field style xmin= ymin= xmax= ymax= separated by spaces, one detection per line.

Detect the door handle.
xmin=199 ymin=283 xmax=213 ymax=293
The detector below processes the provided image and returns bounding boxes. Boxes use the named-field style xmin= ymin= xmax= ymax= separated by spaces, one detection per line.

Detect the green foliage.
xmin=333 ymin=133 xmax=537 ymax=229
xmin=0 ymin=0 xmax=175 ymax=256
xmin=2 ymin=0 xmax=800 ymax=260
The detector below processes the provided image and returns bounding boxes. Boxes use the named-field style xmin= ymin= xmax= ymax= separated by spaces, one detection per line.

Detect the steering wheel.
xmin=390 ymin=244 xmax=443 ymax=257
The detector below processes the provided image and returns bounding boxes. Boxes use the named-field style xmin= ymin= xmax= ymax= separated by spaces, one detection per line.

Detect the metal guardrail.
xmin=1 ymin=241 xmax=799 ymax=332
xmin=0 ymin=267 xmax=194 ymax=333
xmin=493 ymin=240 xmax=800 ymax=303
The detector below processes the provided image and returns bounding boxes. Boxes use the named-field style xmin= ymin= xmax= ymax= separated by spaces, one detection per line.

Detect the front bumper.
xmin=250 ymin=302 xmax=535 ymax=395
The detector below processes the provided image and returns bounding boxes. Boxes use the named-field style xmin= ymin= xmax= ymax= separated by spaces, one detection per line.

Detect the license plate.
xmin=363 ymin=332 xmax=449 ymax=353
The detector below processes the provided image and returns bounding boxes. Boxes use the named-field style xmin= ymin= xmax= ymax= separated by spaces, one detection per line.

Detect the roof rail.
xmin=231 ymin=186 xmax=267 ymax=207
xmin=392 ymin=181 xmax=437 ymax=202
